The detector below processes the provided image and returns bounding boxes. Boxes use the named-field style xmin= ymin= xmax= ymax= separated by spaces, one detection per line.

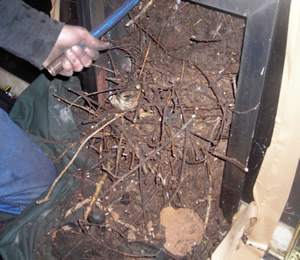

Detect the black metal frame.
xmin=76 ymin=0 xmax=128 ymax=97
xmin=75 ymin=0 xmax=104 ymax=96
xmin=191 ymin=0 xmax=291 ymax=221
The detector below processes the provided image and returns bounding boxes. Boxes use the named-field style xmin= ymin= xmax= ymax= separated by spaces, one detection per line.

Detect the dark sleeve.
xmin=0 ymin=0 xmax=64 ymax=69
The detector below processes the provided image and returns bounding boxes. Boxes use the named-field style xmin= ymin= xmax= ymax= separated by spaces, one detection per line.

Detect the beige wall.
xmin=0 ymin=68 xmax=29 ymax=97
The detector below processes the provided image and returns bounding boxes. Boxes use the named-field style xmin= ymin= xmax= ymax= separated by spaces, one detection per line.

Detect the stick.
xmin=209 ymin=151 xmax=249 ymax=173
xmin=204 ymin=159 xmax=213 ymax=230
xmin=162 ymin=128 xmax=188 ymax=208
xmin=36 ymin=112 xmax=126 ymax=204
xmin=91 ymin=63 xmax=115 ymax=74
xmin=108 ymin=116 xmax=195 ymax=191
xmin=139 ymin=41 xmax=151 ymax=79
xmin=115 ymin=127 xmax=124 ymax=177
xmin=89 ymin=232 xmax=161 ymax=258
xmin=126 ymin=0 xmax=153 ymax=27
xmin=84 ymin=173 xmax=107 ymax=221
xmin=53 ymin=94 xmax=97 ymax=116
xmin=138 ymin=166 xmax=148 ymax=235
xmin=158 ymin=2 xmax=189 ymax=41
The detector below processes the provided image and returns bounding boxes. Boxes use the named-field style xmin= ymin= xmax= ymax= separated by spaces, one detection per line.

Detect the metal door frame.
xmin=191 ymin=0 xmax=291 ymax=220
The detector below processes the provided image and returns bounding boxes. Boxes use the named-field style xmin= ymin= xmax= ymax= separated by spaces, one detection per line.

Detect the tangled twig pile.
xmin=47 ymin=0 xmax=246 ymax=259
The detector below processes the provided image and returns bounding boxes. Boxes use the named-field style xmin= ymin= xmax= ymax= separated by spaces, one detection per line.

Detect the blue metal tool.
xmin=47 ymin=0 xmax=141 ymax=76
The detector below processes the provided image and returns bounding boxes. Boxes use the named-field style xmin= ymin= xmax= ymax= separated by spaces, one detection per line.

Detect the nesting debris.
xmin=45 ymin=0 xmax=246 ymax=259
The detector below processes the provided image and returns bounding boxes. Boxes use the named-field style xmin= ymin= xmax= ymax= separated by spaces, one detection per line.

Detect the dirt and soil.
xmin=39 ymin=1 xmax=245 ymax=259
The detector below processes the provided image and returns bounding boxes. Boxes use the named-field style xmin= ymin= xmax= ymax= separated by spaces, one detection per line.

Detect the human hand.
xmin=42 ymin=25 xmax=110 ymax=76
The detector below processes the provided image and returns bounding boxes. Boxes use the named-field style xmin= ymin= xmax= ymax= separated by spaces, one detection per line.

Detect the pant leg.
xmin=0 ymin=108 xmax=56 ymax=215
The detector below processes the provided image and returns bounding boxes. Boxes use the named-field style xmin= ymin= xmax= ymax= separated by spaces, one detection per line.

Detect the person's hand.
xmin=42 ymin=25 xmax=110 ymax=76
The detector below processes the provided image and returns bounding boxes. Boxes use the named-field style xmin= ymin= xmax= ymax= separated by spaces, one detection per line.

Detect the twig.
xmin=129 ymin=151 xmax=135 ymax=169
xmin=106 ymin=77 xmax=122 ymax=85
xmin=190 ymin=36 xmax=222 ymax=43
xmin=88 ymin=232 xmax=161 ymax=258
xmin=158 ymin=2 xmax=189 ymax=42
xmin=138 ymin=166 xmax=148 ymax=236
xmin=189 ymin=135 xmax=202 ymax=162
xmin=72 ymin=86 xmax=122 ymax=97
xmin=64 ymin=198 xmax=101 ymax=218
xmin=162 ymin=128 xmax=188 ymax=209
xmin=189 ymin=131 xmax=217 ymax=146
xmin=91 ymin=63 xmax=115 ymax=74
xmin=191 ymin=24 xmax=245 ymax=43
xmin=108 ymin=116 xmax=195 ymax=192
xmin=36 ymin=112 xmax=126 ymax=204
xmin=115 ymin=119 xmax=124 ymax=177
xmin=207 ymin=117 xmax=221 ymax=149
xmin=52 ymin=142 xmax=77 ymax=163
xmin=204 ymin=158 xmax=213 ymax=230
xmin=62 ymin=238 xmax=84 ymax=260
xmin=53 ymin=94 xmax=97 ymax=116
xmin=209 ymin=150 xmax=248 ymax=172
xmin=164 ymin=121 xmax=176 ymax=158
xmin=231 ymin=103 xmax=259 ymax=114
xmin=139 ymin=41 xmax=151 ymax=79
xmin=101 ymin=166 xmax=119 ymax=179
xmin=161 ymin=90 xmax=173 ymax=143
xmin=84 ymin=173 xmax=107 ymax=221
xmin=67 ymin=89 xmax=100 ymax=107
xmin=126 ymin=0 xmax=153 ymax=27
xmin=129 ymin=187 xmax=159 ymax=229
xmin=133 ymin=14 xmax=213 ymax=93
xmin=109 ymin=45 xmax=138 ymax=65
xmin=107 ymin=51 xmax=117 ymax=76
xmin=130 ymin=19 xmax=168 ymax=53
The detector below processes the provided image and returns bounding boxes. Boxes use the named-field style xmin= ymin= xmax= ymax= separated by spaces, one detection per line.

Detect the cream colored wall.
xmin=50 ymin=0 xmax=60 ymax=21
xmin=0 ymin=68 xmax=29 ymax=97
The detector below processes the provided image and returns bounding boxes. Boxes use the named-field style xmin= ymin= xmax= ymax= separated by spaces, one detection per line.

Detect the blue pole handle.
xmin=91 ymin=0 xmax=141 ymax=38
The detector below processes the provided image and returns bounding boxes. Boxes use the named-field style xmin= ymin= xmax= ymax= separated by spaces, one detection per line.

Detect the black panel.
xmin=75 ymin=0 xmax=130 ymax=99
xmin=76 ymin=0 xmax=98 ymax=95
xmin=191 ymin=0 xmax=291 ymax=221
xmin=242 ymin=0 xmax=291 ymax=203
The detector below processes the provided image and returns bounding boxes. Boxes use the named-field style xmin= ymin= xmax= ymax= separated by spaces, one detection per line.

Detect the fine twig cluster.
xmin=44 ymin=1 xmax=246 ymax=258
